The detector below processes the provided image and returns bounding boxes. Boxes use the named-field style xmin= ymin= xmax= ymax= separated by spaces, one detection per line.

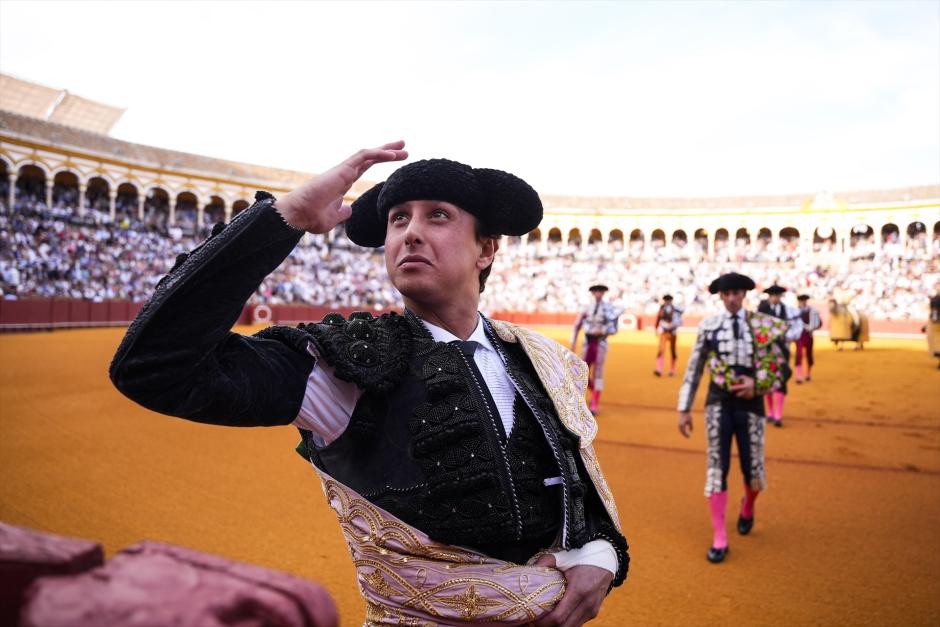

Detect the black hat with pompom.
xmin=345 ymin=158 xmax=543 ymax=247
xmin=708 ymin=272 xmax=756 ymax=294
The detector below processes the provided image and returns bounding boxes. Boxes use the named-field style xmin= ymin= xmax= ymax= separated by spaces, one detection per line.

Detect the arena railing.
xmin=0 ymin=298 xmax=927 ymax=337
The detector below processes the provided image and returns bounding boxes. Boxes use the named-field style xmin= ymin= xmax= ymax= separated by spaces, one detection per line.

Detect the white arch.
xmin=85 ymin=171 xmax=118 ymax=189
xmin=15 ymin=159 xmax=52 ymax=178
xmin=51 ymin=167 xmax=83 ymax=183
xmin=114 ymin=179 xmax=142 ymax=194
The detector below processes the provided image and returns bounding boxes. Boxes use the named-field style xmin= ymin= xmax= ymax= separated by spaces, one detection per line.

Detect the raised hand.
xmin=274 ymin=141 xmax=408 ymax=234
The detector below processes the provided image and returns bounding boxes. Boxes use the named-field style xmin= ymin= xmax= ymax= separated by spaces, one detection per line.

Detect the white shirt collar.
xmin=723 ymin=309 xmax=745 ymax=320
xmin=420 ymin=313 xmax=496 ymax=354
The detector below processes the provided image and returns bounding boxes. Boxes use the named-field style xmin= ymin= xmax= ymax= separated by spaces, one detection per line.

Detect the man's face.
xmin=720 ymin=289 xmax=746 ymax=313
xmin=591 ymin=290 xmax=605 ymax=303
xmin=383 ymin=200 xmax=496 ymax=303
xmin=768 ymin=294 xmax=782 ymax=305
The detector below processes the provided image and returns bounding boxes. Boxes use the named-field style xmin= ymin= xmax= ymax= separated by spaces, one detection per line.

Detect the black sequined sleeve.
xmin=109 ymin=192 xmax=316 ymax=427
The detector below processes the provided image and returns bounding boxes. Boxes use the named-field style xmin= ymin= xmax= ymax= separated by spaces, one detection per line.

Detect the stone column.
xmin=108 ymin=190 xmax=117 ymax=221
xmin=169 ymin=197 xmax=177 ymax=226
xmin=6 ymin=173 xmax=14 ymax=211
xmin=45 ymin=180 xmax=53 ymax=210
xmin=137 ymin=195 xmax=145 ymax=221
xmin=224 ymin=207 xmax=232 ymax=223
xmin=197 ymin=204 xmax=205 ymax=229
xmin=77 ymin=184 xmax=87 ymax=217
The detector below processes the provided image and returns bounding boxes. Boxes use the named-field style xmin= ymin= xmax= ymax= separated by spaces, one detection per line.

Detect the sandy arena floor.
xmin=1 ymin=326 xmax=938 ymax=626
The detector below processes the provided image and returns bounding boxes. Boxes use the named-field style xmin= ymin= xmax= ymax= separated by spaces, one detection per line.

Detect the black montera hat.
xmin=708 ymin=272 xmax=756 ymax=294
xmin=663 ymin=294 xmax=674 ymax=301
xmin=345 ymin=158 xmax=543 ymax=247
xmin=764 ymin=284 xmax=787 ymax=295
xmin=589 ymin=284 xmax=609 ymax=292
xmin=797 ymin=294 xmax=811 ymax=301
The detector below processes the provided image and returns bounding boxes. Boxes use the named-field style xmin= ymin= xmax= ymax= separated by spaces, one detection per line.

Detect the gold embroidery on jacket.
xmin=489 ymin=319 xmax=623 ymax=533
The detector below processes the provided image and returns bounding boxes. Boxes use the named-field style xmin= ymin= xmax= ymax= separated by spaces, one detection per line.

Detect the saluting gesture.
xmin=275 ymin=140 xmax=408 ymax=233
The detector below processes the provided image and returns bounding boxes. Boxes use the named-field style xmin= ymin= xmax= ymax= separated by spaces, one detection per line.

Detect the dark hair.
xmin=474 ymin=217 xmax=498 ymax=293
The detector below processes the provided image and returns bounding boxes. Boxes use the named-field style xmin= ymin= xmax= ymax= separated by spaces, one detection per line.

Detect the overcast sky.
xmin=1 ymin=0 xmax=937 ymax=197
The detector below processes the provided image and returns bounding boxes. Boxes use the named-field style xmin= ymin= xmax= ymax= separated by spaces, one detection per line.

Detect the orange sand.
xmin=1 ymin=327 xmax=938 ymax=626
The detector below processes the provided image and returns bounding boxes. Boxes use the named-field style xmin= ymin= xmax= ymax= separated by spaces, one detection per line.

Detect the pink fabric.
xmin=795 ymin=333 xmax=814 ymax=366
xmin=741 ymin=485 xmax=759 ymax=519
xmin=20 ymin=542 xmax=338 ymax=627
xmin=655 ymin=355 xmax=664 ymax=373
xmin=583 ymin=337 xmax=599 ymax=364
xmin=765 ymin=394 xmax=775 ymax=418
xmin=590 ymin=390 xmax=601 ymax=413
xmin=0 ymin=522 xmax=103 ymax=625
xmin=796 ymin=363 xmax=804 ymax=381
xmin=709 ymin=491 xmax=729 ymax=549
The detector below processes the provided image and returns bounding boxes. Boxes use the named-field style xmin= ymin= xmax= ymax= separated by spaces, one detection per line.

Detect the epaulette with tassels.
xmin=256 ymin=311 xmax=412 ymax=393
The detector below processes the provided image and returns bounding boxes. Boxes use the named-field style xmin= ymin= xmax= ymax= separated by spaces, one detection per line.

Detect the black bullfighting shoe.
xmin=707 ymin=546 xmax=728 ymax=563
xmin=737 ymin=514 xmax=754 ymax=535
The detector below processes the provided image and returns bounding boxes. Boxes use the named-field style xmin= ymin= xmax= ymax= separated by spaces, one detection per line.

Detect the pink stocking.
xmin=590 ymin=390 xmax=601 ymax=413
xmin=773 ymin=392 xmax=786 ymax=420
xmin=741 ymin=485 xmax=759 ymax=519
xmin=655 ymin=355 xmax=664 ymax=373
xmin=796 ymin=363 xmax=804 ymax=381
xmin=709 ymin=491 xmax=729 ymax=549
xmin=765 ymin=394 xmax=775 ymax=418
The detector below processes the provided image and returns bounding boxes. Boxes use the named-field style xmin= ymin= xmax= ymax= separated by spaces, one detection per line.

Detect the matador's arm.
xmin=677 ymin=324 xmax=708 ymax=412
xmin=110 ymin=193 xmax=315 ymax=427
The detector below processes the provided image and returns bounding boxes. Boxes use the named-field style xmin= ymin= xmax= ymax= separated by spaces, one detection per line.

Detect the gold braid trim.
xmin=318 ymin=475 xmax=565 ymax=625
xmin=488 ymin=319 xmax=623 ymax=533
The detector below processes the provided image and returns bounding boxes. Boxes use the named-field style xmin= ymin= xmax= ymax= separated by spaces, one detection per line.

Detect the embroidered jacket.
xmin=571 ymin=301 xmax=624 ymax=346
xmin=677 ymin=310 xmax=788 ymax=412
xmin=655 ymin=304 xmax=684 ymax=333
xmin=799 ymin=305 xmax=823 ymax=335
xmin=110 ymin=192 xmax=628 ymax=588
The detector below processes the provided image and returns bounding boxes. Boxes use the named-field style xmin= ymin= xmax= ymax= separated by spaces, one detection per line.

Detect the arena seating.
xmin=1 ymin=198 xmax=936 ymax=322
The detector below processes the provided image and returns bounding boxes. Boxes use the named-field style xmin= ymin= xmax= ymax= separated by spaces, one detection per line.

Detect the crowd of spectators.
xmin=482 ymin=239 xmax=937 ymax=321
xmin=1 ymin=195 xmax=937 ymax=321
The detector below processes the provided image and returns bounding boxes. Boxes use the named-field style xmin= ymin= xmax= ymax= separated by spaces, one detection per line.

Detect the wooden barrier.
xmin=0 ymin=298 xmax=928 ymax=336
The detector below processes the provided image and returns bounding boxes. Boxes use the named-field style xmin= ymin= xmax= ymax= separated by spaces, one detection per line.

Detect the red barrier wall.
xmin=0 ymin=298 xmax=927 ymax=335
